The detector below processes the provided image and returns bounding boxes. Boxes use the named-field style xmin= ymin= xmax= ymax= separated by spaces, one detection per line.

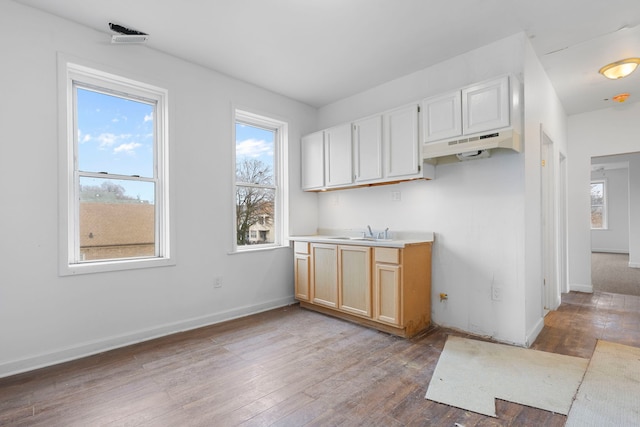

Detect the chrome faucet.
xmin=377 ymin=227 xmax=390 ymax=240
xmin=367 ymin=225 xmax=374 ymax=238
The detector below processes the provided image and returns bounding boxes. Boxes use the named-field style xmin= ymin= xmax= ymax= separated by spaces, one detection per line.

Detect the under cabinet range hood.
xmin=422 ymin=129 xmax=521 ymax=162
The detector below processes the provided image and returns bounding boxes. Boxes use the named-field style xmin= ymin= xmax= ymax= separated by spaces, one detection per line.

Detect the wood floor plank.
xmin=2 ymin=291 xmax=640 ymax=426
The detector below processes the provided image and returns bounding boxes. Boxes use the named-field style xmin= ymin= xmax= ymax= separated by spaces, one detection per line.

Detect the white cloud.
xmin=144 ymin=113 xmax=153 ymax=122
xmin=113 ymin=142 xmax=142 ymax=155
xmin=236 ymin=138 xmax=273 ymax=158
xmin=95 ymin=133 xmax=132 ymax=149
xmin=96 ymin=133 xmax=117 ymax=148
xmin=78 ymin=130 xmax=91 ymax=144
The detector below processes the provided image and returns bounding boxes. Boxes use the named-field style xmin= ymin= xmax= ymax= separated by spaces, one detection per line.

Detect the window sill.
xmin=60 ymin=257 xmax=175 ymax=276
xmin=228 ymin=244 xmax=291 ymax=255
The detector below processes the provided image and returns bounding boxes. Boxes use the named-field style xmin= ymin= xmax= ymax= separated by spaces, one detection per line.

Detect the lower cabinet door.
xmin=374 ymin=263 xmax=401 ymax=325
xmin=294 ymin=253 xmax=310 ymax=301
xmin=338 ymin=245 xmax=372 ymax=317
xmin=312 ymin=244 xmax=338 ymax=308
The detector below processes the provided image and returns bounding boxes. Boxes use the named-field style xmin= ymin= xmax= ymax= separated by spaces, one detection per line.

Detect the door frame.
xmin=541 ymin=126 xmax=563 ymax=312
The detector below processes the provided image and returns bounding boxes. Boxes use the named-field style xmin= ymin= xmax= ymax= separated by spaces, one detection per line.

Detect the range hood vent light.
xmin=423 ymin=129 xmax=521 ymax=162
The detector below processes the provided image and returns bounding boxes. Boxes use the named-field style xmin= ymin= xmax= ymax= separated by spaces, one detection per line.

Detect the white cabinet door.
xmin=462 ymin=76 xmax=509 ymax=135
xmin=301 ymin=131 xmax=324 ymax=190
xmin=422 ymin=91 xmax=462 ymax=143
xmin=386 ymin=104 xmax=420 ymax=178
xmin=353 ymin=115 xmax=382 ymax=183
xmin=325 ymin=123 xmax=353 ymax=187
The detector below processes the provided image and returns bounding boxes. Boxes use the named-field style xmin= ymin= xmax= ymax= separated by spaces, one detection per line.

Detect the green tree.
xmin=80 ymin=181 xmax=147 ymax=203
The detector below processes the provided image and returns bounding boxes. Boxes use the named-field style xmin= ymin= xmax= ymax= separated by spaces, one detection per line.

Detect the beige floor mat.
xmin=565 ymin=340 xmax=640 ymax=427
xmin=425 ymin=335 xmax=589 ymax=417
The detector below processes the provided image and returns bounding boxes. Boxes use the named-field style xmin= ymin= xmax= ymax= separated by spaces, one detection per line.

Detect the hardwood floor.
xmin=1 ymin=291 xmax=639 ymax=426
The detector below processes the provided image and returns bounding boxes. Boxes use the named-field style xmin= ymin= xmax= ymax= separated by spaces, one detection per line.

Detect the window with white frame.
xmin=234 ymin=110 xmax=287 ymax=249
xmin=590 ymin=180 xmax=607 ymax=229
xmin=60 ymin=62 xmax=171 ymax=274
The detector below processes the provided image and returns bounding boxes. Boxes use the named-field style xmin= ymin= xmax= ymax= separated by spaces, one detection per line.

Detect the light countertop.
xmin=290 ymin=231 xmax=434 ymax=248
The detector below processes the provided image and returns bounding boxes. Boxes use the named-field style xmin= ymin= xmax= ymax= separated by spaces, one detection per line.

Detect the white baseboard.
xmin=0 ymin=296 xmax=296 ymax=379
xmin=570 ymin=283 xmax=593 ymax=293
xmin=525 ymin=317 xmax=545 ymax=348
xmin=629 ymin=262 xmax=640 ymax=269
xmin=591 ymin=249 xmax=629 ymax=254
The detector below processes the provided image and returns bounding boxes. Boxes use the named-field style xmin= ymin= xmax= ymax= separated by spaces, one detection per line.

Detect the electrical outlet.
xmin=214 ymin=276 xmax=223 ymax=288
xmin=391 ymin=191 xmax=401 ymax=201
xmin=492 ymin=286 xmax=502 ymax=301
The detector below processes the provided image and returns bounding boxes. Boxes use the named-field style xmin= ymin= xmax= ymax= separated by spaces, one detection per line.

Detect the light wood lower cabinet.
xmin=375 ymin=262 xmax=401 ymax=325
xmin=311 ymin=243 xmax=338 ymax=308
xmin=295 ymin=241 xmax=432 ymax=338
xmin=294 ymin=242 xmax=311 ymax=301
xmin=338 ymin=245 xmax=372 ymax=317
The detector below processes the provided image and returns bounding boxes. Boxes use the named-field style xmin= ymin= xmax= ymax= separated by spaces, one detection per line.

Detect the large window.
xmin=590 ymin=180 xmax=607 ymax=229
xmin=60 ymin=62 xmax=171 ymax=274
xmin=234 ymin=110 xmax=287 ymax=250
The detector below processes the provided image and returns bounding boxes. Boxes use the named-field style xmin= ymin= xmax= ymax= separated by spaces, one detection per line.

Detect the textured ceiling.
xmin=13 ymin=0 xmax=640 ymax=114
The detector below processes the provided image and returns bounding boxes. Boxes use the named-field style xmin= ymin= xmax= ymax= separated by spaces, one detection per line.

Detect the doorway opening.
xmin=590 ymin=152 xmax=640 ymax=296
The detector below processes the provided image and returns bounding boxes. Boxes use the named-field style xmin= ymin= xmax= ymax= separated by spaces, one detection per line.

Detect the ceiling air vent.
xmin=109 ymin=22 xmax=149 ymax=44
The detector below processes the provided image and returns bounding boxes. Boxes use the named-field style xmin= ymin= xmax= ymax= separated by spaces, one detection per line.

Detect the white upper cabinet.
xmin=422 ymin=91 xmax=462 ymax=143
xmin=386 ymin=103 xmax=421 ymax=178
xmin=301 ymin=103 xmax=434 ymax=192
xmin=301 ymin=131 xmax=324 ymax=190
xmin=422 ymin=75 xmax=510 ymax=144
xmin=462 ymin=76 xmax=510 ymax=135
xmin=353 ymin=115 xmax=383 ymax=183
xmin=324 ymin=123 xmax=353 ymax=188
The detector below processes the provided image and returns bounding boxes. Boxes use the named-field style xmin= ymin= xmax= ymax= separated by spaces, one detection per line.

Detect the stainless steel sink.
xmin=328 ymin=236 xmax=382 ymax=242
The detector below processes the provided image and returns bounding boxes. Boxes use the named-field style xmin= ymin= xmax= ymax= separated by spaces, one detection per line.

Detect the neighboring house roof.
xmin=79 ymin=203 xmax=155 ymax=247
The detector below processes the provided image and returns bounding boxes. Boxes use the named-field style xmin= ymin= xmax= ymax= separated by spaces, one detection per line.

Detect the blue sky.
xmin=236 ymin=122 xmax=275 ymax=177
xmin=77 ymin=88 xmax=155 ymax=202
xmin=78 ymin=87 xmax=275 ymax=202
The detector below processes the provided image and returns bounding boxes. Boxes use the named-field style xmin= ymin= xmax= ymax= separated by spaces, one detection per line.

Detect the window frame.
xmin=233 ymin=109 xmax=288 ymax=252
xmin=58 ymin=59 xmax=174 ymax=275
xmin=590 ymin=179 xmax=608 ymax=230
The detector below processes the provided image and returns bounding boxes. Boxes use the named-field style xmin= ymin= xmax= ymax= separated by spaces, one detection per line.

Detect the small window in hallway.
xmin=590 ymin=180 xmax=607 ymax=229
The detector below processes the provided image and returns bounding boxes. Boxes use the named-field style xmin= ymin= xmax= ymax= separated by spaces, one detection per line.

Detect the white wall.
xmin=0 ymin=1 xmax=317 ymax=377
xmin=316 ymin=34 xmax=534 ymax=345
xmin=313 ymin=34 xmax=568 ymax=346
xmin=568 ymin=104 xmax=640 ymax=290
xmin=590 ymin=164 xmax=629 ymax=253
xmin=631 ymin=155 xmax=640 ymax=268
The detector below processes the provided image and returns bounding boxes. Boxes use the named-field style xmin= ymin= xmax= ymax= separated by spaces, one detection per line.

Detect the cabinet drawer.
xmin=375 ymin=248 xmax=400 ymax=264
xmin=294 ymin=241 xmax=310 ymax=254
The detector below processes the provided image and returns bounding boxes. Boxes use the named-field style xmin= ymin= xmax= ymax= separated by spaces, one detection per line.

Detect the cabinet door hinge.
xmin=417 ymin=105 xmax=421 ymax=113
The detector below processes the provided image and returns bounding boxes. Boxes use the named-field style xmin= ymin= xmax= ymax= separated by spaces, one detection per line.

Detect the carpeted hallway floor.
xmin=592 ymin=252 xmax=640 ymax=296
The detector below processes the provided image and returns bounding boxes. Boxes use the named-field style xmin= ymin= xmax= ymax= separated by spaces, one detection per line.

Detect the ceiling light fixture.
xmin=612 ymin=93 xmax=630 ymax=103
xmin=598 ymin=58 xmax=640 ymax=79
